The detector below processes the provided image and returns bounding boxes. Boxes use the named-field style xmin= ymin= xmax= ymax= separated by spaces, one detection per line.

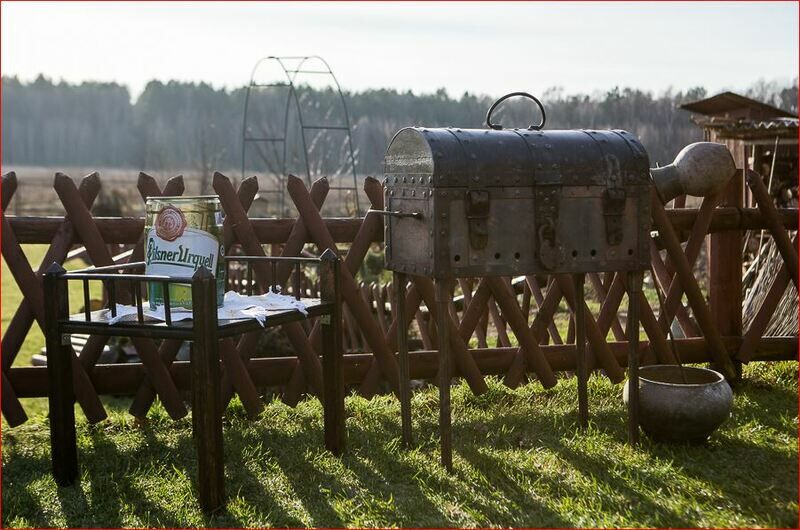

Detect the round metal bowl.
xmin=623 ymin=365 xmax=733 ymax=443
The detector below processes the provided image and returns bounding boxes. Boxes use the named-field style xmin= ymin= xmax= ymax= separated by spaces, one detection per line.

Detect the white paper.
xmin=106 ymin=290 xmax=308 ymax=327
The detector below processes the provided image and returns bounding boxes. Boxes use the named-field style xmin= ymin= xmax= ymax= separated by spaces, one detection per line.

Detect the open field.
xmin=1 ymin=166 xmax=366 ymax=217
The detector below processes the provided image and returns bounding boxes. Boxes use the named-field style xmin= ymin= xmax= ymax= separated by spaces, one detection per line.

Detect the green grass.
xmin=3 ymin=244 xmax=104 ymax=418
xmin=2 ymin=245 xmax=104 ymax=367
xmin=2 ymin=362 xmax=798 ymax=528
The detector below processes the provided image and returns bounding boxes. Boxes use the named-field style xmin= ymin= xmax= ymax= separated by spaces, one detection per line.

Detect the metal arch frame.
xmin=241 ymin=56 xmax=361 ymax=215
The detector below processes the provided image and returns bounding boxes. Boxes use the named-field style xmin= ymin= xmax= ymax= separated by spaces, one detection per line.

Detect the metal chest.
xmin=382 ymin=125 xmax=652 ymax=278
xmin=381 ymin=93 xmax=737 ymax=470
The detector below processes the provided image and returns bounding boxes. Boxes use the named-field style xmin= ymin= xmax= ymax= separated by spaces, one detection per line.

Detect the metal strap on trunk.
xmin=448 ymin=128 xmax=490 ymax=251
xmin=602 ymin=153 xmax=626 ymax=246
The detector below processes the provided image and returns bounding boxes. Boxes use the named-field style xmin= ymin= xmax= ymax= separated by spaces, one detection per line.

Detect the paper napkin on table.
xmin=106 ymin=290 xmax=308 ymax=327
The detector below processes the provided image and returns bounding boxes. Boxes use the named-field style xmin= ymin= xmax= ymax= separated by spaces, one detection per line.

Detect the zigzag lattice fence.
xmin=1 ymin=169 xmax=797 ymax=427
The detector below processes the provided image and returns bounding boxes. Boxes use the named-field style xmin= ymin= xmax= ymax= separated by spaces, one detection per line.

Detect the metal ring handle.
xmin=485 ymin=92 xmax=546 ymax=131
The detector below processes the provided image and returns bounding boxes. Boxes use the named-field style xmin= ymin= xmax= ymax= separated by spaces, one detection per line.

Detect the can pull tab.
xmin=465 ymin=190 xmax=490 ymax=250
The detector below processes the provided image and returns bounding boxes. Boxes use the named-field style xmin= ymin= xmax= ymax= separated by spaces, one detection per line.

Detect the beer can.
xmin=145 ymin=196 xmax=225 ymax=310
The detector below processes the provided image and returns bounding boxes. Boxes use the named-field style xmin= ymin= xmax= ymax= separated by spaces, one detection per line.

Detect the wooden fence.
xmin=1 ymin=169 xmax=797 ymax=427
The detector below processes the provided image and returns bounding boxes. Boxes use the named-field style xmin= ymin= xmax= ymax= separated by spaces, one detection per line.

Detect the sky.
xmin=1 ymin=1 xmax=797 ymax=101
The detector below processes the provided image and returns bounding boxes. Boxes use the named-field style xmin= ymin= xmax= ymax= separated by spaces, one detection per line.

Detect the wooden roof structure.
xmin=680 ymin=91 xmax=798 ymax=143
xmin=680 ymin=91 xmax=795 ymax=120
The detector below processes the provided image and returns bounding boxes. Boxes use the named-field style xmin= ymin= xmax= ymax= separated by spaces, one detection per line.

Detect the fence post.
xmin=708 ymin=168 xmax=744 ymax=380
xmin=191 ymin=267 xmax=225 ymax=514
xmin=44 ymin=263 xmax=78 ymax=486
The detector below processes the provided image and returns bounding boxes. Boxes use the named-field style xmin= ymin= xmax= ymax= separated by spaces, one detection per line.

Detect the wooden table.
xmin=43 ymin=252 xmax=343 ymax=514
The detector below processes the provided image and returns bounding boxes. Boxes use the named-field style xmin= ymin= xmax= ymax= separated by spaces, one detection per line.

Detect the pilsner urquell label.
xmin=144 ymin=196 xmax=225 ymax=310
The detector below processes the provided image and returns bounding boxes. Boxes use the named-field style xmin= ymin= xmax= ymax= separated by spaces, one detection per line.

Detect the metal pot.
xmin=623 ymin=365 xmax=733 ymax=443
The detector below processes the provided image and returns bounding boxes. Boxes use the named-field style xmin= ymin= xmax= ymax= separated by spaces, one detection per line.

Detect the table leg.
xmin=191 ymin=267 xmax=225 ymax=514
xmin=574 ymin=273 xmax=588 ymax=430
xmin=395 ymin=272 xmax=413 ymax=448
xmin=44 ymin=264 xmax=78 ymax=486
xmin=321 ymin=249 xmax=345 ymax=455
xmin=435 ymin=278 xmax=453 ymax=471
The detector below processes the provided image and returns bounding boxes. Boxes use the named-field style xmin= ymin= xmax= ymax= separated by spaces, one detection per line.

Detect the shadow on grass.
xmin=3 ymin=372 xmax=797 ymax=528
xmin=454 ymin=442 xmax=574 ymax=527
xmin=730 ymin=378 xmax=798 ymax=435
xmin=79 ymin=426 xmax=179 ymax=527
xmin=639 ymin=379 xmax=798 ymax=528
xmin=1 ymin=421 xmax=182 ymax=527
xmin=341 ymin=416 xmax=463 ymax=526
xmin=1 ymin=450 xmax=55 ymax=526
xmin=457 ymin=404 xmax=690 ymax=527
xmin=217 ymin=421 xmax=310 ymax=528
xmin=579 ymin=384 xmax=798 ymax=527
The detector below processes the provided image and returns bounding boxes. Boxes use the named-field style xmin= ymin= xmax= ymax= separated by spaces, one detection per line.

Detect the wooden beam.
xmin=9 ymin=336 xmax=793 ymax=398
xmin=7 ymin=207 xmax=797 ymax=245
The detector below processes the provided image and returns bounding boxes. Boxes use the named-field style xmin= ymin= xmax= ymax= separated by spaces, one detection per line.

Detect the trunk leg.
xmin=395 ymin=272 xmax=413 ymax=448
xmin=627 ymin=271 xmax=643 ymax=445
xmin=435 ymin=278 xmax=453 ymax=471
xmin=574 ymin=273 xmax=588 ymax=430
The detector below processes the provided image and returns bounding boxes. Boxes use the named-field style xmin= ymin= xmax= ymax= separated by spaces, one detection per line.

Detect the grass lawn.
xmin=2 ymin=245 xmax=105 ymax=365
xmin=2 ymin=244 xmax=104 ymax=418
xmin=2 ymin=362 xmax=798 ymax=528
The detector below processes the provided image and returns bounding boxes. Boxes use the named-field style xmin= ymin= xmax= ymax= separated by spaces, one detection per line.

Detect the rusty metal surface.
xmin=383 ymin=124 xmax=651 ymax=278
xmin=380 ymin=93 xmax=656 ymax=453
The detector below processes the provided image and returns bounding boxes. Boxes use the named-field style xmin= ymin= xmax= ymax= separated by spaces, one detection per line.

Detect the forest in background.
xmin=2 ymin=75 xmax=797 ymax=181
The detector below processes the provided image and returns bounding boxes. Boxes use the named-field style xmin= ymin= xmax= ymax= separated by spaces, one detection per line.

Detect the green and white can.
xmin=145 ymin=196 xmax=225 ymax=310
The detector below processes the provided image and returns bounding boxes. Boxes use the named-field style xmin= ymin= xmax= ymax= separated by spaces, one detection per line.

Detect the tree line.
xmin=2 ymin=75 xmax=797 ymax=178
